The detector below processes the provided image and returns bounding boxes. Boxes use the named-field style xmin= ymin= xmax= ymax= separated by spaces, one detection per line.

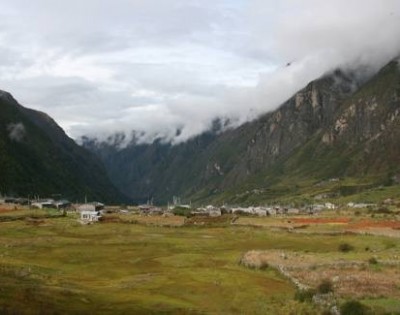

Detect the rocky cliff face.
xmin=84 ymin=60 xmax=400 ymax=205
xmin=0 ymin=91 xmax=125 ymax=203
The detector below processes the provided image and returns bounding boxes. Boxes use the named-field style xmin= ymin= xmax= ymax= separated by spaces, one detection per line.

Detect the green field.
xmin=0 ymin=209 xmax=399 ymax=314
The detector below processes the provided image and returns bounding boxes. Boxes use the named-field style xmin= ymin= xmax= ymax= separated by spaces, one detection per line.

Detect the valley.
xmin=0 ymin=203 xmax=399 ymax=314
xmin=1 ymin=1 xmax=400 ymax=314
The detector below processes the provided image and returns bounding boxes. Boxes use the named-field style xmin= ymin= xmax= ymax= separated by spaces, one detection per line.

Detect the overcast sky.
xmin=1 ymin=0 xmax=399 ymax=144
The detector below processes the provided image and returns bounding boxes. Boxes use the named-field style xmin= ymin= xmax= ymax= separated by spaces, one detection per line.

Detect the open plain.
xmin=0 ymin=207 xmax=399 ymax=314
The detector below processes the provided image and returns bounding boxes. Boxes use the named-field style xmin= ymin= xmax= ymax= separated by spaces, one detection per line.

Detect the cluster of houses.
xmin=1 ymin=193 xmax=387 ymax=224
xmin=0 ymin=196 xmax=105 ymax=224
xmin=0 ymin=197 xmax=72 ymax=209
xmin=31 ymin=199 xmax=71 ymax=210
xmin=214 ymin=203 xmax=335 ymax=217
xmin=137 ymin=202 xmax=340 ymax=218
xmin=346 ymin=202 xmax=376 ymax=209
xmin=0 ymin=196 xmax=30 ymax=205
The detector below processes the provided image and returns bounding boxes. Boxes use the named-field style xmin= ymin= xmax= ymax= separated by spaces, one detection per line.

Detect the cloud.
xmin=0 ymin=0 xmax=399 ymax=145
xmin=7 ymin=122 xmax=26 ymax=142
xmin=272 ymin=0 xmax=400 ymax=68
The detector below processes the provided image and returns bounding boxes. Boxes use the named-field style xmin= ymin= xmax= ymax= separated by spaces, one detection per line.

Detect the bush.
xmin=338 ymin=243 xmax=354 ymax=252
xmin=317 ymin=279 xmax=334 ymax=294
xmin=340 ymin=300 xmax=370 ymax=315
xmin=172 ymin=207 xmax=192 ymax=217
xmin=368 ymin=257 xmax=378 ymax=265
xmin=294 ymin=288 xmax=316 ymax=303
xmin=257 ymin=261 xmax=269 ymax=270
xmin=376 ymin=207 xmax=391 ymax=214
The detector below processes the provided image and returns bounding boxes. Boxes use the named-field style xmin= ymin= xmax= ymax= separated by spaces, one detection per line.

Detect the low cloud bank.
xmin=0 ymin=0 xmax=399 ymax=146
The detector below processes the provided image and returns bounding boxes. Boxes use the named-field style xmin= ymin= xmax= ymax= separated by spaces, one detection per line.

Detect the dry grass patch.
xmin=240 ymin=250 xmax=400 ymax=298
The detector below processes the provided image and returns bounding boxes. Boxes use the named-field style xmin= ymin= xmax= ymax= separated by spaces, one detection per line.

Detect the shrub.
xmin=172 ymin=207 xmax=192 ymax=217
xmin=257 ymin=261 xmax=269 ymax=270
xmin=294 ymin=288 xmax=316 ymax=303
xmin=317 ymin=279 xmax=334 ymax=294
xmin=376 ymin=207 xmax=391 ymax=214
xmin=338 ymin=243 xmax=354 ymax=252
xmin=368 ymin=257 xmax=378 ymax=265
xmin=340 ymin=300 xmax=370 ymax=315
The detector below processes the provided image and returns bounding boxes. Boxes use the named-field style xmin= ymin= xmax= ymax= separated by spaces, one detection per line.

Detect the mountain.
xmin=0 ymin=91 xmax=125 ymax=203
xmin=84 ymin=60 xmax=400 ymax=205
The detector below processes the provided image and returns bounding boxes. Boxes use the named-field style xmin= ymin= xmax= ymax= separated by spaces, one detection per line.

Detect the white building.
xmin=31 ymin=199 xmax=54 ymax=209
xmin=287 ymin=208 xmax=300 ymax=215
xmin=80 ymin=210 xmax=101 ymax=223
xmin=324 ymin=202 xmax=336 ymax=210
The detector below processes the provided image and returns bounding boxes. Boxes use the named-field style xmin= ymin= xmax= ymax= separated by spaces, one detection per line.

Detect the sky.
xmin=0 ymin=0 xmax=399 ymax=144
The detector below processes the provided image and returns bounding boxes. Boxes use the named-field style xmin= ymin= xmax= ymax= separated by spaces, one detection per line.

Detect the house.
xmin=31 ymin=199 xmax=55 ymax=209
xmin=76 ymin=202 xmax=105 ymax=223
xmin=287 ymin=208 xmax=300 ymax=215
xmin=273 ymin=206 xmax=285 ymax=215
xmin=80 ymin=210 xmax=101 ymax=223
xmin=205 ymin=205 xmax=222 ymax=217
xmin=312 ymin=204 xmax=325 ymax=211
xmin=191 ymin=206 xmax=222 ymax=217
xmin=139 ymin=204 xmax=163 ymax=215
xmin=76 ymin=202 xmax=104 ymax=212
xmin=15 ymin=198 xmax=29 ymax=205
xmin=265 ymin=207 xmax=277 ymax=216
xmin=0 ymin=197 xmax=16 ymax=204
xmin=138 ymin=204 xmax=152 ymax=212
xmin=191 ymin=209 xmax=209 ymax=216
xmin=231 ymin=207 xmax=251 ymax=215
xmin=347 ymin=202 xmax=375 ymax=209
xmin=54 ymin=200 xmax=71 ymax=210
xmin=230 ymin=207 xmax=268 ymax=216
xmin=253 ymin=207 xmax=268 ymax=216
xmin=324 ymin=202 xmax=336 ymax=210
xmin=148 ymin=207 xmax=163 ymax=215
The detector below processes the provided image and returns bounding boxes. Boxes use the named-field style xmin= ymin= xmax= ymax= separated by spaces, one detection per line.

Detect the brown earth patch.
xmin=348 ymin=220 xmax=400 ymax=229
xmin=291 ymin=217 xmax=351 ymax=224
xmin=0 ymin=206 xmax=18 ymax=213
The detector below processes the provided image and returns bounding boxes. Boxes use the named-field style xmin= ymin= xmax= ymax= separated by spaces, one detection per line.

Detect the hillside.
xmin=0 ymin=91 xmax=125 ymax=203
xmin=84 ymin=60 xmax=400 ymax=205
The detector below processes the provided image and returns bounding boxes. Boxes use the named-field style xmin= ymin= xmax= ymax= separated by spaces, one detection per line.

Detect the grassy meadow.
xmin=0 ymin=208 xmax=399 ymax=314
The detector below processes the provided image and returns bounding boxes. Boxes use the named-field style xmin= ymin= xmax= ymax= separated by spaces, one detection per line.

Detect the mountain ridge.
xmin=85 ymin=60 xmax=400 ymax=205
xmin=0 ymin=91 xmax=126 ymax=203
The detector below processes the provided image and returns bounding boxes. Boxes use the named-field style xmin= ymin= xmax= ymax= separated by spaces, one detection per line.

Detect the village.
xmin=0 ymin=194 xmax=383 ymax=224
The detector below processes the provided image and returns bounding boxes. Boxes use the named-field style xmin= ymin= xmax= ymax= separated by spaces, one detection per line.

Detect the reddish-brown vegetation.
xmin=348 ymin=220 xmax=400 ymax=229
xmin=292 ymin=217 xmax=351 ymax=224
